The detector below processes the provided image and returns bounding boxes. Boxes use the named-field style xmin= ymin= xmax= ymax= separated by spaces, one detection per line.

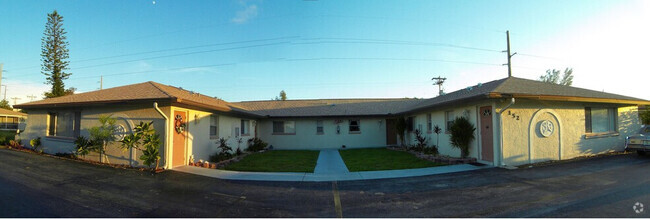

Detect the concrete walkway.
xmin=313 ymin=149 xmax=349 ymax=174
xmin=173 ymin=149 xmax=491 ymax=181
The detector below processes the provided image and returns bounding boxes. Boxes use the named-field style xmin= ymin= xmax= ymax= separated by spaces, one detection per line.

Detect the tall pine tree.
xmin=41 ymin=10 xmax=73 ymax=98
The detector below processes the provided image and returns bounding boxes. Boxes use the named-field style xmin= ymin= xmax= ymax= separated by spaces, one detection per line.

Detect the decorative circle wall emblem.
xmin=113 ymin=124 xmax=127 ymax=141
xmin=539 ymin=120 xmax=554 ymax=137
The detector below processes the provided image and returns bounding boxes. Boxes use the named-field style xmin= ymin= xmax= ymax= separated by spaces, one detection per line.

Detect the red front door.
xmin=173 ymin=111 xmax=187 ymax=167
xmin=480 ymin=106 xmax=494 ymax=162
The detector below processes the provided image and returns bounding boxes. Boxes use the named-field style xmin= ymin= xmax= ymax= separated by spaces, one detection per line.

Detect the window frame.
xmin=349 ymin=119 xmax=361 ymax=134
xmin=241 ymin=119 xmax=251 ymax=136
xmin=46 ymin=111 xmax=80 ymax=139
xmin=272 ymin=121 xmax=296 ymax=135
xmin=426 ymin=113 xmax=432 ymax=133
xmin=209 ymin=115 xmax=219 ymax=139
xmin=584 ymin=107 xmax=619 ymax=138
xmin=316 ymin=120 xmax=324 ymax=135
xmin=445 ymin=111 xmax=454 ymax=133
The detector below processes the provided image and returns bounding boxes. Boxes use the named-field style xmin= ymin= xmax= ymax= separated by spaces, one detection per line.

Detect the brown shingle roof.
xmin=14 ymin=81 xmax=258 ymax=117
xmin=236 ymin=99 xmax=424 ymax=117
xmin=0 ymin=108 xmax=26 ymax=117
xmin=406 ymin=76 xmax=650 ymax=113
xmin=14 ymin=77 xmax=649 ymax=118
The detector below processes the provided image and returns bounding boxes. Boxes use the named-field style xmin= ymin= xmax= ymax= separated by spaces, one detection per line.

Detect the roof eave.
xmin=494 ymin=93 xmax=650 ymax=105
xmin=14 ymin=98 xmax=174 ymax=109
xmin=400 ymin=94 xmax=491 ymax=115
xmin=175 ymin=98 xmax=264 ymax=118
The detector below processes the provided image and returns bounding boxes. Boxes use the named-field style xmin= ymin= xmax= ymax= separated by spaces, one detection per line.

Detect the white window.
xmin=427 ymin=113 xmax=432 ymax=132
xmin=241 ymin=119 xmax=250 ymax=135
xmin=445 ymin=111 xmax=454 ymax=133
xmin=47 ymin=112 xmax=80 ymax=138
xmin=316 ymin=120 xmax=324 ymax=134
xmin=585 ymin=107 xmax=617 ymax=134
xmin=209 ymin=115 xmax=218 ymax=138
xmin=407 ymin=116 xmax=415 ymax=132
xmin=273 ymin=121 xmax=295 ymax=134
xmin=349 ymin=120 xmax=361 ymax=133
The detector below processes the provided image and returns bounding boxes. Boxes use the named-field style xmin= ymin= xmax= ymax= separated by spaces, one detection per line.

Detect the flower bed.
xmin=387 ymin=146 xmax=477 ymax=165
xmin=190 ymin=151 xmax=253 ymax=169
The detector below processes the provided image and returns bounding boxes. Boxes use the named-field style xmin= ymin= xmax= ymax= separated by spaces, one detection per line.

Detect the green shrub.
xmin=640 ymin=110 xmax=650 ymax=125
xmin=120 ymin=121 xmax=161 ymax=170
xmin=246 ymin=137 xmax=268 ymax=152
xmin=209 ymin=137 xmax=233 ymax=162
xmin=30 ymin=137 xmax=42 ymax=151
xmin=449 ymin=116 xmax=476 ymax=158
xmin=0 ymin=131 xmax=15 ymax=145
xmin=413 ymin=129 xmax=428 ymax=150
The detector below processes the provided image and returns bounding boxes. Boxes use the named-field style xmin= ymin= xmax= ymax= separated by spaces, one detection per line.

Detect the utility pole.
xmin=502 ymin=30 xmax=517 ymax=77
xmin=432 ymin=76 xmax=447 ymax=96
xmin=10 ymin=97 xmax=20 ymax=105
xmin=27 ymin=95 xmax=37 ymax=102
xmin=2 ymin=85 xmax=6 ymax=100
xmin=100 ymin=75 xmax=103 ymax=90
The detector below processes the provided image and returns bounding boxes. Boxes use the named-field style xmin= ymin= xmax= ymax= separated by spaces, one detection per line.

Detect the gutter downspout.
xmin=496 ymin=97 xmax=515 ymax=167
xmin=153 ymin=102 xmax=170 ymax=170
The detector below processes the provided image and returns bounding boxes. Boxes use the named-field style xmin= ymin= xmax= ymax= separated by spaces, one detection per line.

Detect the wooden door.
xmin=386 ymin=119 xmax=397 ymax=145
xmin=173 ymin=111 xmax=187 ymax=167
xmin=480 ymin=106 xmax=494 ymax=162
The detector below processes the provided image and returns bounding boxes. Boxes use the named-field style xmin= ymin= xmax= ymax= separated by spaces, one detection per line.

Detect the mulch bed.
xmin=3 ymin=145 xmax=164 ymax=173
xmin=190 ymin=152 xmax=253 ymax=169
xmin=387 ymin=146 xmax=477 ymax=165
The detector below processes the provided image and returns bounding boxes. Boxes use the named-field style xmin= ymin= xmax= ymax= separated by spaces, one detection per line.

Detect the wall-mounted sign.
xmin=539 ymin=120 xmax=554 ymax=137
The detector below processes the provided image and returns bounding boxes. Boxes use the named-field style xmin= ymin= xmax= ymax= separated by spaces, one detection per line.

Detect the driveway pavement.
xmin=0 ymin=148 xmax=649 ymax=217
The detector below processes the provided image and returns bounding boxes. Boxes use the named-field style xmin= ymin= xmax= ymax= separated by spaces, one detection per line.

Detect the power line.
xmin=10 ymin=41 xmax=292 ymax=77
xmin=295 ymin=37 xmax=502 ymax=53
xmin=282 ymin=57 xmax=501 ymax=66
xmin=4 ymin=57 xmax=503 ymax=87
xmin=6 ymin=36 xmax=299 ymax=71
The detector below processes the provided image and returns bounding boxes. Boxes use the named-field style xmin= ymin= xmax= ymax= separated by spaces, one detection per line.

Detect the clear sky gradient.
xmin=0 ymin=0 xmax=648 ymax=105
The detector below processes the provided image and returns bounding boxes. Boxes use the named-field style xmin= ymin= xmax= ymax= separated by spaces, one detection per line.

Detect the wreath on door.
xmin=175 ymin=114 xmax=187 ymax=134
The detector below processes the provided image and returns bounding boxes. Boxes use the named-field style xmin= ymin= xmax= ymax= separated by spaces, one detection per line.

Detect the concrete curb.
xmin=173 ymin=164 xmax=492 ymax=182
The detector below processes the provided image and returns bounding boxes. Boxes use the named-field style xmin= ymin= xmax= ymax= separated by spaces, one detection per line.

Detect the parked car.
xmin=625 ymin=125 xmax=650 ymax=155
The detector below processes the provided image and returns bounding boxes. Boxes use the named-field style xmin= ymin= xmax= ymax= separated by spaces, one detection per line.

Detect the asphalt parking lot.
xmin=0 ymin=148 xmax=648 ymax=217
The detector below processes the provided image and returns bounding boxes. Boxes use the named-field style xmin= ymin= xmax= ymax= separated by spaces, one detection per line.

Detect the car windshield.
xmin=641 ymin=126 xmax=650 ymax=134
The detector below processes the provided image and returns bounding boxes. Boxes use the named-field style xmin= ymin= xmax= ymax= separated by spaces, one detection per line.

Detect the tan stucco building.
xmin=15 ymin=77 xmax=650 ymax=169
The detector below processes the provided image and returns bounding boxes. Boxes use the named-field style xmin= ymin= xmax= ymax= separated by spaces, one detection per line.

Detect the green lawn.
xmin=222 ymin=150 xmax=320 ymax=172
xmin=339 ymin=148 xmax=445 ymax=172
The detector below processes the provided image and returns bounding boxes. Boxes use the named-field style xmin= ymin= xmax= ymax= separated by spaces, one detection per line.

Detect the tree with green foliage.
xmin=395 ymin=117 xmax=407 ymax=146
xmin=41 ymin=10 xmax=75 ymax=98
xmin=275 ymin=90 xmax=287 ymax=101
xmin=539 ymin=68 xmax=573 ymax=86
xmin=75 ymin=115 xmax=118 ymax=162
xmin=449 ymin=116 xmax=476 ymax=158
xmin=120 ymin=121 xmax=161 ymax=171
xmin=433 ymin=124 xmax=442 ymax=146
xmin=0 ymin=100 xmax=12 ymax=110
xmin=640 ymin=109 xmax=650 ymax=125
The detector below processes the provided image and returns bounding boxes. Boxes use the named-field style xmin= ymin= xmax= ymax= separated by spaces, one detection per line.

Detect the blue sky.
xmin=0 ymin=0 xmax=648 ymax=104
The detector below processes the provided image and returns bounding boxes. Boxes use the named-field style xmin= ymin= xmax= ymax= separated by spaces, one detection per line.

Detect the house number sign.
xmin=539 ymin=120 xmax=554 ymax=137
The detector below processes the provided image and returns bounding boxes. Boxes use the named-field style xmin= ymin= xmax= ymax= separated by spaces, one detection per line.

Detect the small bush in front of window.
xmin=209 ymin=137 xmax=234 ymax=162
xmin=449 ymin=116 xmax=476 ymax=158
xmin=246 ymin=137 xmax=268 ymax=152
